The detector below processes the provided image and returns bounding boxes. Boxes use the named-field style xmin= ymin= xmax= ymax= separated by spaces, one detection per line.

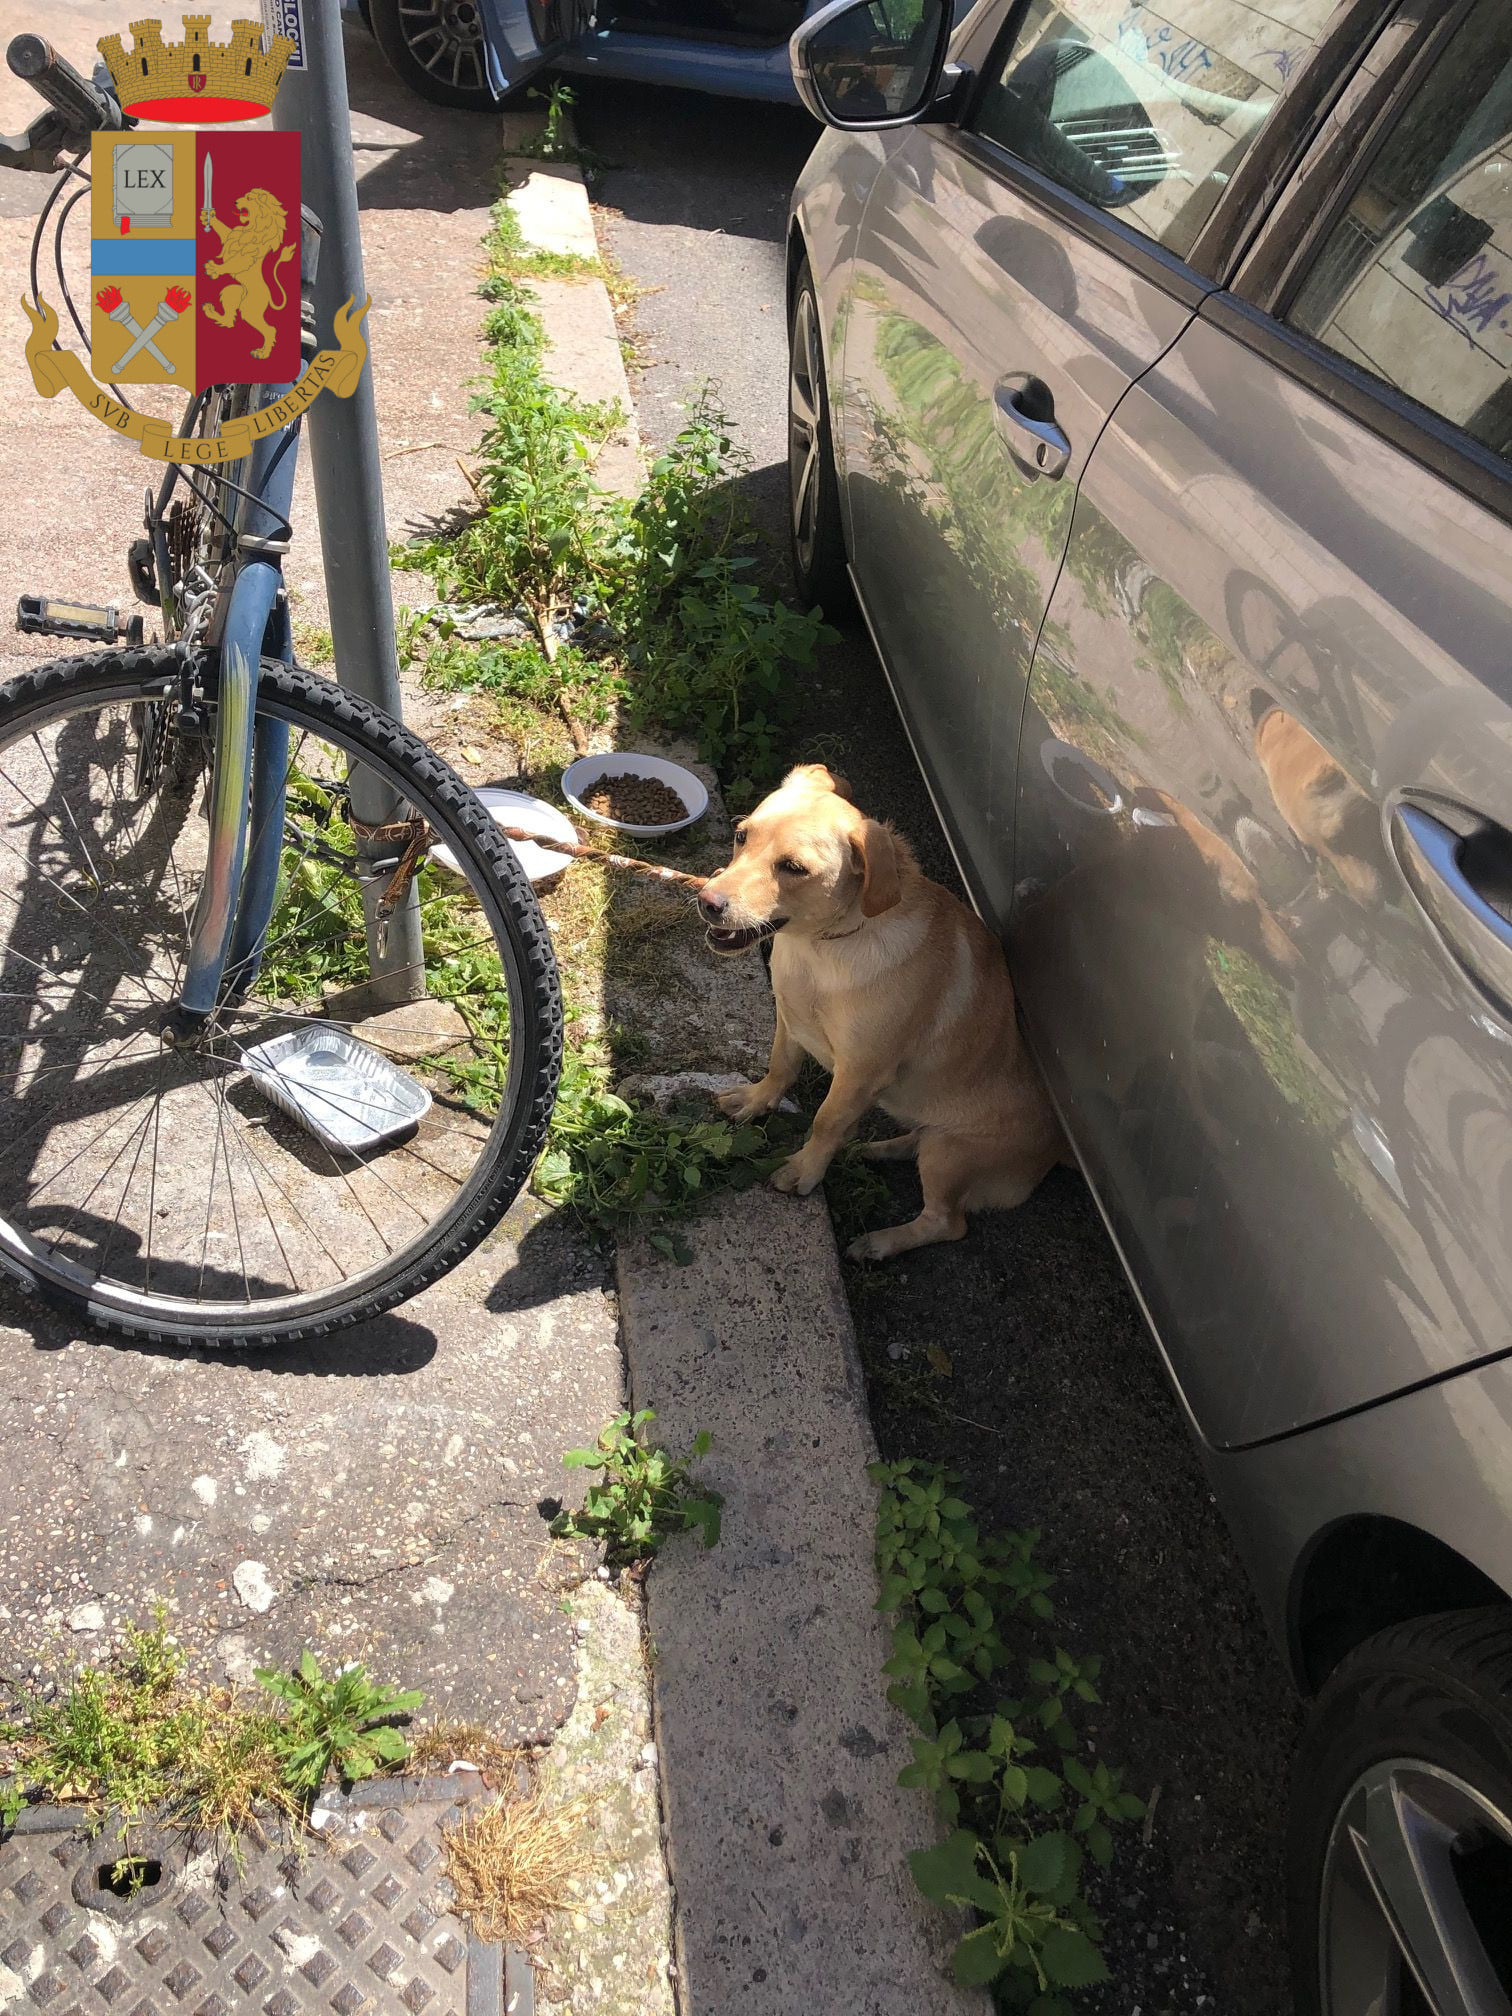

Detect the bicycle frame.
xmin=174 ymin=403 xmax=300 ymax=1021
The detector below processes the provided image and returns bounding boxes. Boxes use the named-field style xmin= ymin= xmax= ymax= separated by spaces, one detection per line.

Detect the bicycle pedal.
xmin=16 ymin=594 xmax=143 ymax=647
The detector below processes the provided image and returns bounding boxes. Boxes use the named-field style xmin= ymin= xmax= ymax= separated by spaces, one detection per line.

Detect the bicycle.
xmin=0 ymin=34 xmax=561 ymax=1347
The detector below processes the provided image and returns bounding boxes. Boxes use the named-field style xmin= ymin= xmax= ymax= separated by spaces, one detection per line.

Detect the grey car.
xmin=786 ymin=0 xmax=1512 ymax=2006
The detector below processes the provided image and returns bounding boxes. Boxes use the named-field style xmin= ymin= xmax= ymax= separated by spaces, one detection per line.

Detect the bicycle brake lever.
xmin=0 ymin=108 xmax=70 ymax=172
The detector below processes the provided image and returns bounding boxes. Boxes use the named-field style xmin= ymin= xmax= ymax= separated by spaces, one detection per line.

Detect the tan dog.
xmin=700 ymin=766 xmax=1064 ymax=1261
xmin=1254 ymin=706 xmax=1380 ymax=905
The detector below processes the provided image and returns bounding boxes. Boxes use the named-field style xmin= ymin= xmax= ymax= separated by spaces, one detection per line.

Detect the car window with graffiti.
xmin=970 ymin=0 xmax=1331 ymax=258
xmin=1288 ymin=0 xmax=1512 ymax=463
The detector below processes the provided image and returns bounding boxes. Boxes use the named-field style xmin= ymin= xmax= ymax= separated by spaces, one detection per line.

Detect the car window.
xmin=970 ymin=0 xmax=1334 ymax=259
xmin=1286 ymin=0 xmax=1512 ymax=463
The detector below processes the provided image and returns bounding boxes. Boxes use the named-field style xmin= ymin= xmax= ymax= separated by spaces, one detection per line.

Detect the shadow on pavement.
xmin=24 ymin=1305 xmax=440 ymax=1374
xmin=575 ymin=77 xmax=819 ymax=237
xmin=341 ymin=22 xmax=501 ymax=214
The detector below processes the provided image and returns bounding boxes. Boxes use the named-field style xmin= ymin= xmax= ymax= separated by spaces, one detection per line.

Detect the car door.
xmin=476 ymin=0 xmax=594 ymax=95
xmin=1012 ymin=0 xmax=1512 ymax=1447
xmin=837 ymin=0 xmax=1336 ymax=924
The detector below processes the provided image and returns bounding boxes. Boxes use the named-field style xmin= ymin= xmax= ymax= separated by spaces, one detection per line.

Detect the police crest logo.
xmin=20 ymin=13 xmax=369 ymax=463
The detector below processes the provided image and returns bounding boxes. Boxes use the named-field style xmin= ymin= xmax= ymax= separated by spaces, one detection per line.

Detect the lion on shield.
xmin=199 ymin=188 xmax=296 ymax=361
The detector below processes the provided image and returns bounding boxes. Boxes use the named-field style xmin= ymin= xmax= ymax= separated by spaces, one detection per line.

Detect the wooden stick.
xmin=534 ymin=602 xmax=590 ymax=755
xmin=495 ymin=824 xmax=709 ymax=890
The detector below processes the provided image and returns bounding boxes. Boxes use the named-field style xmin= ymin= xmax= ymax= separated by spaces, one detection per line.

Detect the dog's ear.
xmin=852 ymin=819 xmax=902 ymax=917
xmin=783 ymin=763 xmax=853 ymax=801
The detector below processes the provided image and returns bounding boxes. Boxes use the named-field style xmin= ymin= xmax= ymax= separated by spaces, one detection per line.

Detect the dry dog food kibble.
xmin=582 ymin=773 xmax=689 ymax=826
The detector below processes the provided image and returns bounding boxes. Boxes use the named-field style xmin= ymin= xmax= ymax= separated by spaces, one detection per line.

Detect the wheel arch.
xmin=1290 ymin=1514 xmax=1507 ymax=1695
xmin=786 ymin=217 xmax=809 ymax=327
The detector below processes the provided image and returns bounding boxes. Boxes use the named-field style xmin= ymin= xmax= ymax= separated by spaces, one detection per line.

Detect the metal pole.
xmin=272 ymin=0 xmax=424 ymax=1003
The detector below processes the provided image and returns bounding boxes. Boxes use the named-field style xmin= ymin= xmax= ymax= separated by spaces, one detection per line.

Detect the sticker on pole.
xmin=20 ymin=13 xmax=366 ymax=463
xmin=260 ymin=0 xmax=308 ymax=71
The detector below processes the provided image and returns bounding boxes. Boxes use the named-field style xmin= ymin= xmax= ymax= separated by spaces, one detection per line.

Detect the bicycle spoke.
xmin=234 ymin=1112 xmax=351 ymax=1287
xmin=197 ymin=1064 xmax=227 ymax=1297
xmin=216 ymin=1098 xmax=304 ymax=1297
xmin=48 ymin=1092 xmax=155 ymax=1266
xmin=0 ymin=832 xmax=171 ymax=1001
xmin=6 ymin=744 xmax=109 ymax=893
xmin=212 ymin=1066 xmax=251 ymax=1303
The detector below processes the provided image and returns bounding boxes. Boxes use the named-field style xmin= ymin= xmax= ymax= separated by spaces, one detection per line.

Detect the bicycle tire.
xmin=0 ymin=646 xmax=562 ymax=1348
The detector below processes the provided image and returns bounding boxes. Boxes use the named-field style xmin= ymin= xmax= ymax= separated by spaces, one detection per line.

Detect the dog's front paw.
xmin=770 ymin=1150 xmax=821 ymax=1197
xmin=846 ymin=1229 xmax=894 ymax=1263
xmin=717 ymin=1080 xmax=772 ymax=1124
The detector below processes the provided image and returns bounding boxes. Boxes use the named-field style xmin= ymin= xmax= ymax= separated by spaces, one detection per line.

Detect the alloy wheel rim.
xmin=397 ymin=0 xmax=487 ymax=92
xmin=1319 ymin=1758 xmax=1512 ymax=2016
xmin=788 ymin=289 xmax=822 ymax=577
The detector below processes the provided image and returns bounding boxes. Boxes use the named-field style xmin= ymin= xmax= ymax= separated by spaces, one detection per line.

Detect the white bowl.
xmin=431 ymin=787 xmax=578 ymax=885
xmin=561 ymin=752 xmax=708 ymax=839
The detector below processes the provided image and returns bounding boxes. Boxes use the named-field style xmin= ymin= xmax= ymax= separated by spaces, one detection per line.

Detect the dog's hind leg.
xmin=857 ymin=1130 xmax=921 ymax=1162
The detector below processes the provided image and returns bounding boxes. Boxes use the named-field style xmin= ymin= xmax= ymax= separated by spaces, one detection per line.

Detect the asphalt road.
xmin=579 ymin=77 xmax=1303 ymax=2016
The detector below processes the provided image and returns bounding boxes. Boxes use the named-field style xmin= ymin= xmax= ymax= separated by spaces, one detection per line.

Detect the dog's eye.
xmin=777 ymin=858 xmax=809 ymax=877
xmin=733 ymin=828 xmax=748 ymax=847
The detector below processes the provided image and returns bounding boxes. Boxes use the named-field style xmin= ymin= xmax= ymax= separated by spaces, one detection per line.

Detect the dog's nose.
xmin=699 ymin=888 xmax=728 ymax=922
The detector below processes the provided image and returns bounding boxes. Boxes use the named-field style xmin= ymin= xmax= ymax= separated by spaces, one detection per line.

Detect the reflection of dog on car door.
xmin=1254 ymin=705 xmax=1381 ymax=906
xmin=699 ymin=764 xmax=1066 ymax=1261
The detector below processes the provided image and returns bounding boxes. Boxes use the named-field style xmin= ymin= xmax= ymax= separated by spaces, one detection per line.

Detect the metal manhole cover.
xmin=0 ymin=1777 xmax=524 ymax=2016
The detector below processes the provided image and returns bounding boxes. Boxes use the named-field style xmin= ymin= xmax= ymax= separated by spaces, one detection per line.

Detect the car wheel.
xmin=368 ymin=0 xmax=496 ymax=109
xmin=788 ymin=258 xmax=852 ymax=616
xmin=1288 ymin=1608 xmax=1512 ymax=2016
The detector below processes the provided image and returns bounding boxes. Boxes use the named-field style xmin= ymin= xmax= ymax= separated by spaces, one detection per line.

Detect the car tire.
xmin=1287 ymin=1607 xmax=1512 ymax=2015
xmin=788 ymin=258 xmax=852 ymax=617
xmin=367 ymin=0 xmax=497 ymax=110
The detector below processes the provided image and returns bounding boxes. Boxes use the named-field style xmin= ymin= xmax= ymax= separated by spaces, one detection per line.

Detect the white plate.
xmin=431 ymin=787 xmax=578 ymax=884
xmin=561 ymin=752 xmax=709 ymax=838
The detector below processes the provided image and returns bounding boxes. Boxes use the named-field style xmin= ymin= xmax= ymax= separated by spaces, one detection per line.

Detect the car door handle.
xmin=1391 ymin=802 xmax=1512 ymax=1014
xmin=993 ymin=380 xmax=1071 ymax=479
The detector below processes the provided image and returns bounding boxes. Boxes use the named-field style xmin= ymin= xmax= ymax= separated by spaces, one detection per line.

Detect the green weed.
xmin=293 ymin=622 xmax=334 ymax=666
xmin=398 ymin=183 xmax=833 ymax=786
xmin=513 ymin=80 xmax=602 ymax=174
xmin=551 ymin=1408 xmax=721 ymax=1565
xmin=0 ymin=1621 xmax=422 ymax=1838
xmin=873 ymin=1462 xmax=1143 ymax=2006
xmin=256 ymin=1652 xmax=424 ymax=1795
xmin=534 ymin=1047 xmax=797 ymax=1258
xmin=823 ymin=1146 xmax=892 ymax=1251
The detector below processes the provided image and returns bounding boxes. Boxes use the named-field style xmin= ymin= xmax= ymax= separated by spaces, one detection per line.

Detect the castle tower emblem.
xmin=97 ymin=15 xmax=295 ymax=124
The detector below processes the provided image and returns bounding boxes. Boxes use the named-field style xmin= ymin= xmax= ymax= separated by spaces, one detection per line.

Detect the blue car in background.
xmin=350 ymin=0 xmax=827 ymax=111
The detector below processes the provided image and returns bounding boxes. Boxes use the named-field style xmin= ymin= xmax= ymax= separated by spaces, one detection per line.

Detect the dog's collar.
xmin=819 ymin=919 xmax=865 ymax=942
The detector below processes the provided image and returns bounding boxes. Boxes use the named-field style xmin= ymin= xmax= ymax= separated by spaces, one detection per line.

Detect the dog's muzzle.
xmin=704 ymin=919 xmax=780 ymax=956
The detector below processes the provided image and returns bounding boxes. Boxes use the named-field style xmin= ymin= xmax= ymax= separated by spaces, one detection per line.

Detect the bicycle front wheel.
xmin=0 ymin=649 xmax=561 ymax=1346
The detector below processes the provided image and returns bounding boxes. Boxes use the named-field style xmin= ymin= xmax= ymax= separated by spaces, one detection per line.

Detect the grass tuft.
xmin=0 ymin=1621 xmax=422 ymax=1842
xmin=443 ymin=1784 xmax=596 ymax=1945
xmin=408 ymin=1721 xmax=528 ymax=1780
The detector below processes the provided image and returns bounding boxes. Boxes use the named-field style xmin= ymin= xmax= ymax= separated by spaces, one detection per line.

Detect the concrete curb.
xmin=503 ymin=130 xmax=642 ymax=501
xmin=501 ymin=123 xmax=984 ymax=2016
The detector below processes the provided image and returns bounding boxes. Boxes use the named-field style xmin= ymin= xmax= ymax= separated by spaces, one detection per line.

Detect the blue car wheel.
xmin=368 ymin=0 xmax=497 ymax=109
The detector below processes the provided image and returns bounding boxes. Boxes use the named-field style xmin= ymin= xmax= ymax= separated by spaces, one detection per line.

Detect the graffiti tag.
xmin=1426 ymin=248 xmax=1512 ymax=347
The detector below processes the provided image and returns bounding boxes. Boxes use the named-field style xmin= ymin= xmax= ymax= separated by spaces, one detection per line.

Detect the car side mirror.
xmin=790 ymin=0 xmax=954 ymax=130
